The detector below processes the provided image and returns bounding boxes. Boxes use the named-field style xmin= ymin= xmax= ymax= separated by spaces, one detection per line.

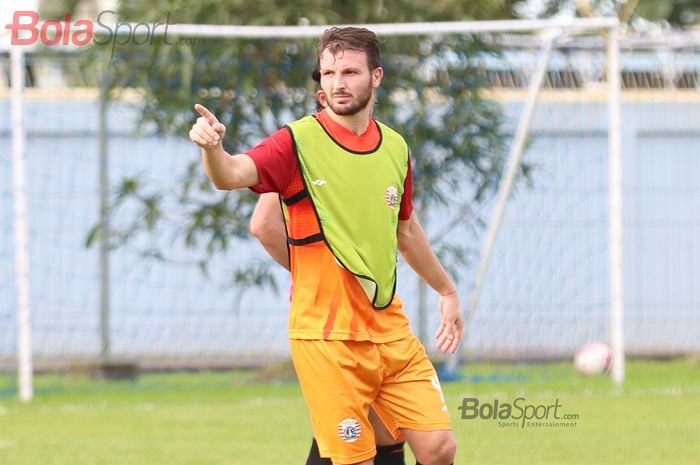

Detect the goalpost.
xmin=10 ymin=43 xmax=33 ymax=402
xmin=7 ymin=16 xmax=624 ymax=401
xmin=448 ymin=21 xmax=623 ymax=384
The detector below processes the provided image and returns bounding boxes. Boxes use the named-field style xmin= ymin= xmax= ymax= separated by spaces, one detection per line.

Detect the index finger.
xmin=194 ymin=104 xmax=219 ymax=124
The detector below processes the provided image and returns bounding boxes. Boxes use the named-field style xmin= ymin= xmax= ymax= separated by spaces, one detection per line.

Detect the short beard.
xmin=325 ymin=83 xmax=373 ymax=116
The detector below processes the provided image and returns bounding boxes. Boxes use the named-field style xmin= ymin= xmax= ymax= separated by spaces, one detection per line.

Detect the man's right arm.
xmin=189 ymin=104 xmax=260 ymax=190
xmin=201 ymin=146 xmax=260 ymax=190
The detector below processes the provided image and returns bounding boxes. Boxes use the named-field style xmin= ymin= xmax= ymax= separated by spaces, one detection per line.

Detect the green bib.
xmin=286 ymin=115 xmax=409 ymax=309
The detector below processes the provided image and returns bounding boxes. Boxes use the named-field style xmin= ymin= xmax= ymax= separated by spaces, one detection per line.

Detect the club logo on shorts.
xmin=385 ymin=186 xmax=398 ymax=209
xmin=337 ymin=418 xmax=362 ymax=442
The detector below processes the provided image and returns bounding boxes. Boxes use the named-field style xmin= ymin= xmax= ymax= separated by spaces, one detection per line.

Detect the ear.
xmin=316 ymin=89 xmax=327 ymax=107
xmin=372 ymin=67 xmax=384 ymax=89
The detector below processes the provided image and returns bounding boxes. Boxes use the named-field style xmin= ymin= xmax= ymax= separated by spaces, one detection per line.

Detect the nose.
xmin=333 ymin=74 xmax=347 ymax=91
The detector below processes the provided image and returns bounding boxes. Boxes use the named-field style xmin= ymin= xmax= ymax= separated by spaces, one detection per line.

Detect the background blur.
xmin=1 ymin=1 xmax=698 ymax=465
xmin=2 ymin=0 xmax=699 ymax=370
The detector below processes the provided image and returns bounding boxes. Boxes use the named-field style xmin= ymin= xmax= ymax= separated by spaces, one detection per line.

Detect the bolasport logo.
xmin=458 ymin=397 xmax=580 ymax=429
xmin=3 ymin=10 xmax=199 ymax=58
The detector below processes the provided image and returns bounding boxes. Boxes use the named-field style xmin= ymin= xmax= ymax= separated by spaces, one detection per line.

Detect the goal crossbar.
xmin=156 ymin=17 xmax=619 ymax=39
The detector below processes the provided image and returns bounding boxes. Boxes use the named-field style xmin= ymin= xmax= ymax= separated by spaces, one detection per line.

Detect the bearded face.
xmin=319 ymin=48 xmax=381 ymax=117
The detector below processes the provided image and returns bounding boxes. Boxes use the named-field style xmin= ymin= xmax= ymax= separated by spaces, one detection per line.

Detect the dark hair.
xmin=316 ymin=27 xmax=381 ymax=71
xmin=311 ymin=68 xmax=323 ymax=111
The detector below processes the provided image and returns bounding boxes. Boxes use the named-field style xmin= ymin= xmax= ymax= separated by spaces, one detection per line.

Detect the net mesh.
xmin=1 ymin=29 xmax=699 ymax=372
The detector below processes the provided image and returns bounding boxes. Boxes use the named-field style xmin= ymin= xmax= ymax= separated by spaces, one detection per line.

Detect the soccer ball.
xmin=574 ymin=342 xmax=612 ymax=376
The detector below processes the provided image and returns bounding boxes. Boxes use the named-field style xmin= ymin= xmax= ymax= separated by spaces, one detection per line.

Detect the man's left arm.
xmin=397 ymin=214 xmax=463 ymax=353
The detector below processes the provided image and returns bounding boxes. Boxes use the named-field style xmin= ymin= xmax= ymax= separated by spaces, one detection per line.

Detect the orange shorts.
xmin=289 ymin=335 xmax=452 ymax=464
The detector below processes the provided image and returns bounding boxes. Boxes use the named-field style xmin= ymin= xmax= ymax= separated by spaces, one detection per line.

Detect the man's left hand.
xmin=435 ymin=292 xmax=463 ymax=353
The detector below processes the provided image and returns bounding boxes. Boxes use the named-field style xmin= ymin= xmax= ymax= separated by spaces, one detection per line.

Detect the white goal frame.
xmin=8 ymin=16 xmax=623 ymax=401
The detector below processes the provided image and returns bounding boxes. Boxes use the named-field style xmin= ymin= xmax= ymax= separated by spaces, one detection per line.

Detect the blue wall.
xmin=0 ymin=93 xmax=698 ymax=363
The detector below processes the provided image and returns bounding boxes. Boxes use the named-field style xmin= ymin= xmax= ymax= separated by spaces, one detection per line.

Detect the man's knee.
xmin=412 ymin=432 xmax=456 ymax=465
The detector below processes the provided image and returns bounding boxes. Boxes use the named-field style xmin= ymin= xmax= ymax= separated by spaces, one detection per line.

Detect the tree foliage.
xmin=84 ymin=1 xmax=529 ymax=292
xmin=535 ymin=0 xmax=699 ymax=27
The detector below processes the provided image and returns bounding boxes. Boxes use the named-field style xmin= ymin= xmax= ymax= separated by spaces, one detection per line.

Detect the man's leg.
xmin=306 ymin=438 xmax=331 ymax=465
xmin=305 ymin=441 xmax=375 ymax=465
xmin=375 ymin=443 xmax=405 ymax=465
xmin=306 ymin=439 xmax=405 ymax=465
xmin=399 ymin=429 xmax=456 ymax=465
xmin=291 ymin=339 xmax=380 ymax=465
xmin=369 ymin=407 xmax=406 ymax=465
xmin=304 ymin=445 xmax=377 ymax=465
xmin=372 ymin=336 xmax=455 ymax=465
xmin=306 ymin=406 xmax=406 ymax=465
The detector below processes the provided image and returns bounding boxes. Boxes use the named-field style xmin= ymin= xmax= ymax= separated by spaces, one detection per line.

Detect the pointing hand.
xmin=189 ymin=104 xmax=226 ymax=149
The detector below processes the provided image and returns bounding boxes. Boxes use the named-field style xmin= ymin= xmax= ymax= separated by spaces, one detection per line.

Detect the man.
xmin=249 ymin=85 xmax=407 ymax=465
xmin=251 ymin=195 xmax=406 ymax=465
xmin=189 ymin=27 xmax=462 ymax=465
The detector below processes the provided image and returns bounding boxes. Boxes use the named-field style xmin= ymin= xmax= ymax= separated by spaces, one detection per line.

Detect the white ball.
xmin=574 ymin=342 xmax=612 ymax=376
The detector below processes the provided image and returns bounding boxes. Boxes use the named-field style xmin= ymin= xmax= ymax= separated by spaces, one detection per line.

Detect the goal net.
xmin=2 ymin=18 xmax=699 ymax=399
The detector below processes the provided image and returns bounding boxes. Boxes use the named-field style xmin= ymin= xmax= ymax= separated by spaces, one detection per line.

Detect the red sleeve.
xmin=399 ymin=157 xmax=413 ymax=221
xmin=245 ymin=127 xmax=296 ymax=194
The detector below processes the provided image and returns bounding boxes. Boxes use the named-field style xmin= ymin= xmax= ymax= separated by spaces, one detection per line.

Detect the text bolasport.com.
xmin=458 ymin=397 xmax=580 ymax=429
xmin=4 ymin=10 xmax=201 ymax=59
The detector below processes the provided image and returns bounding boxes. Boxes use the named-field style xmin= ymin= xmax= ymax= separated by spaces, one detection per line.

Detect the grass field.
xmin=0 ymin=359 xmax=698 ymax=465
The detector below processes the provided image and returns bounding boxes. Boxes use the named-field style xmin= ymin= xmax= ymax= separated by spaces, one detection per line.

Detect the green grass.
xmin=0 ymin=359 xmax=698 ymax=465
